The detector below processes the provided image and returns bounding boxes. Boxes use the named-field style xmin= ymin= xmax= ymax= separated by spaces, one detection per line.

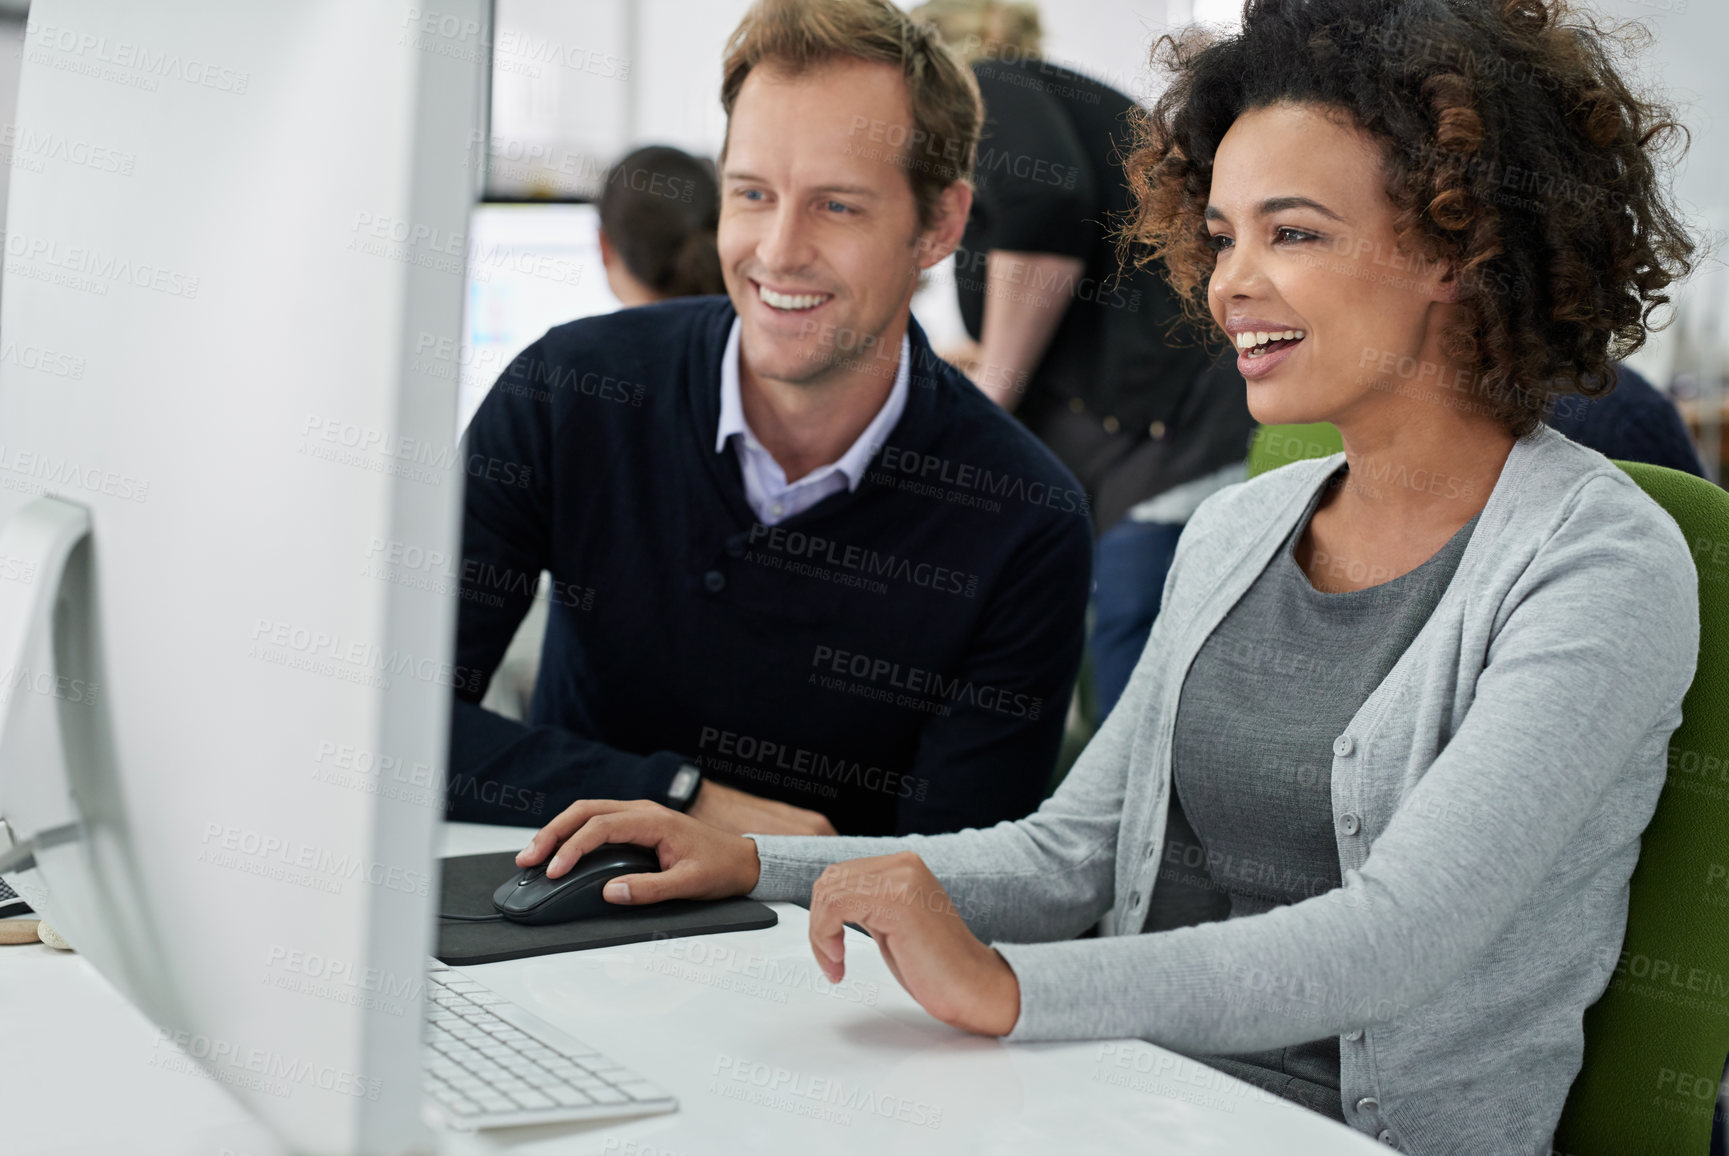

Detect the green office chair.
xmin=1248 ymin=423 xmax=1729 ymax=1155
xmin=1556 ymin=460 xmax=1729 ymax=1156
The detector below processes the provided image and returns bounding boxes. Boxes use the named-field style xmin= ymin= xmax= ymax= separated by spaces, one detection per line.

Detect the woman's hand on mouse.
xmin=516 ymin=799 xmax=761 ymax=904
xmin=807 ymin=852 xmax=1020 ymax=1037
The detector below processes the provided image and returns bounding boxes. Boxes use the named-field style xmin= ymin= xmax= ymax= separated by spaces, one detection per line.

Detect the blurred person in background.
xmin=914 ymin=0 xmax=1255 ymax=720
xmin=597 ymin=144 xmax=726 ymax=306
xmin=1544 ymin=361 xmax=1707 ymax=477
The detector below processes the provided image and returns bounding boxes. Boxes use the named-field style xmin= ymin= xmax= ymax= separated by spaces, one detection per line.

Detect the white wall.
xmin=485 ymin=0 xmax=1188 ymax=194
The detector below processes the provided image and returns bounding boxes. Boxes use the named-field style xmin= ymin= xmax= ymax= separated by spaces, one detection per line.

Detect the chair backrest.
xmin=1249 ymin=424 xmax=1729 ymax=1154
xmin=1555 ymin=460 xmax=1729 ymax=1156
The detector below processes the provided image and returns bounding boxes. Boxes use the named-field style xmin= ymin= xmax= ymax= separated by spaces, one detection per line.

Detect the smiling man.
xmin=446 ymin=0 xmax=1092 ymax=838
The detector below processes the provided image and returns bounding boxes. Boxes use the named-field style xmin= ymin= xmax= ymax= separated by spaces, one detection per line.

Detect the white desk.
xmin=0 ymin=823 xmax=1383 ymax=1155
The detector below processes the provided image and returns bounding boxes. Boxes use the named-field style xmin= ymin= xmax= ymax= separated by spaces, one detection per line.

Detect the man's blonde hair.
xmin=720 ymin=0 xmax=982 ymax=229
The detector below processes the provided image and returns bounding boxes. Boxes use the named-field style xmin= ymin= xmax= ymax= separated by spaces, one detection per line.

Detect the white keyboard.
xmin=422 ymin=961 xmax=676 ymax=1130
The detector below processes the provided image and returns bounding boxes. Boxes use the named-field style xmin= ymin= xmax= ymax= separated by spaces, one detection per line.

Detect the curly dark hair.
xmin=1123 ymin=0 xmax=1695 ymax=435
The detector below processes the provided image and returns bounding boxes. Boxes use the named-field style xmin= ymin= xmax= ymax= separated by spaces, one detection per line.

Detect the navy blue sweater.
xmin=448 ymin=297 xmax=1093 ymax=836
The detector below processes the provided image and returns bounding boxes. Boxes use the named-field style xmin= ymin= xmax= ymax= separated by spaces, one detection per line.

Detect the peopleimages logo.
xmin=0 ymin=444 xmax=148 ymax=502
xmin=198 ymin=822 xmax=433 ymax=898
xmin=697 ymin=726 xmax=929 ymax=802
xmin=27 ymin=24 xmax=252 ymax=94
xmin=876 ymin=445 xmax=1089 ymax=516
xmin=151 ymin=1028 xmax=381 ymax=1100
xmin=710 ymin=1054 xmax=943 ymax=1129
xmin=810 ymin=645 xmax=1041 ymax=720
xmin=745 ymin=523 xmax=980 ymax=598
xmin=2 ymin=230 xmax=200 ymax=298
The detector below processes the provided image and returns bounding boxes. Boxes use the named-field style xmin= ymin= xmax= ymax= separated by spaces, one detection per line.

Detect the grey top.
xmin=1160 ymin=467 xmax=1478 ymax=1121
xmin=747 ymin=426 xmax=1700 ymax=1155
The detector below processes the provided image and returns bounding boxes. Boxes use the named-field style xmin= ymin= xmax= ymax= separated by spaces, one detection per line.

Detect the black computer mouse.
xmin=491 ymin=843 xmax=663 ymax=925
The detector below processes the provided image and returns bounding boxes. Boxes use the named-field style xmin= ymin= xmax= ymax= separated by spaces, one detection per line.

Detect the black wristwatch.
xmin=665 ymin=763 xmax=703 ymax=811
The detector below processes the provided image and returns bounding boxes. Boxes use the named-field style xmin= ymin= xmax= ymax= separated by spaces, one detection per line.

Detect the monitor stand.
xmin=0 ymin=496 xmax=186 ymax=1030
xmin=0 ymin=496 xmax=90 ymax=872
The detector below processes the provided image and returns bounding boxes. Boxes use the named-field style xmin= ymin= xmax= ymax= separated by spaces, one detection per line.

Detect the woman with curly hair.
xmin=511 ymin=1 xmax=1702 ymax=1149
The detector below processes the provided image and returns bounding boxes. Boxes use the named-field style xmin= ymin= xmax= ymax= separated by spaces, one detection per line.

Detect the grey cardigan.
xmin=748 ymin=426 xmax=1700 ymax=1155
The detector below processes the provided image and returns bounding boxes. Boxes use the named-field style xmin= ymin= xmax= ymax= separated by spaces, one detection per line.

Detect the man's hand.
xmin=516 ymin=799 xmax=762 ymax=905
xmin=687 ymin=779 xmax=838 ymax=837
xmin=808 ymin=852 xmax=1020 ymax=1037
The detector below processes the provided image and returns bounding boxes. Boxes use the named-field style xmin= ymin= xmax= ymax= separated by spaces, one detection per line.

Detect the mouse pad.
xmin=435 ymin=851 xmax=779 ymax=966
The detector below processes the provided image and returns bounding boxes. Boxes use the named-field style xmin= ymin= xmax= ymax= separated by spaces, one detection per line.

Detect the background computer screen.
xmin=460 ymin=202 xmax=622 ymax=430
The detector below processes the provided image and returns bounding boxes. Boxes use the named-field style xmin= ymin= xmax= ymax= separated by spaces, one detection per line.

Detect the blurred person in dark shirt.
xmin=915 ymin=1 xmax=1254 ymax=718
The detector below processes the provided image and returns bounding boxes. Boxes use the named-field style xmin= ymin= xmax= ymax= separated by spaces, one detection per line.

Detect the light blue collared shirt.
xmin=714 ymin=317 xmax=910 ymax=525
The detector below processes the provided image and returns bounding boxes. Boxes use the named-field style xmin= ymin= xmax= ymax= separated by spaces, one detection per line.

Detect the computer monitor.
xmin=459 ymin=202 xmax=623 ymax=430
xmin=0 ymin=2 xmax=486 ymax=1153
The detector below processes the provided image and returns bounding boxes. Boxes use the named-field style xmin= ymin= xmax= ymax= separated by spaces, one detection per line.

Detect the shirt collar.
xmin=714 ymin=316 xmax=911 ymax=492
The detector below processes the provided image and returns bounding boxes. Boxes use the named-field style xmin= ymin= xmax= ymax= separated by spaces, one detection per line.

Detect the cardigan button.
xmin=1333 ymin=734 xmax=1355 ymax=757
xmin=1102 ymin=415 xmax=1121 ymax=434
xmin=1344 ymin=1028 xmax=1363 ymax=1041
xmin=1356 ymin=1096 xmax=1380 ymax=1113
xmin=725 ymin=537 xmax=745 ymax=558
xmin=1340 ymin=813 xmax=1361 ymax=836
xmin=1148 ymin=420 xmax=1167 ymax=439
xmin=703 ymin=570 xmax=726 ymax=593
xmin=1377 ymin=1130 xmax=1397 ymax=1146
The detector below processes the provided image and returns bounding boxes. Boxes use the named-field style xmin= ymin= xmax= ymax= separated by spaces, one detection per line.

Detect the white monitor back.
xmin=0 ymin=3 xmax=486 ymax=1153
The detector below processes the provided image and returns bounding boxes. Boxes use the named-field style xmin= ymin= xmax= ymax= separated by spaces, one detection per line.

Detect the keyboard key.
xmin=586 ymin=1067 xmax=634 ymax=1081
xmin=549 ymin=1086 xmax=594 ymax=1107
xmin=613 ymin=1080 xmax=667 ymax=1102
xmin=586 ymin=1086 xmax=629 ymax=1104
xmin=508 ymin=1089 xmax=556 ymax=1110
xmin=554 ymin=1041 xmax=603 ymax=1058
